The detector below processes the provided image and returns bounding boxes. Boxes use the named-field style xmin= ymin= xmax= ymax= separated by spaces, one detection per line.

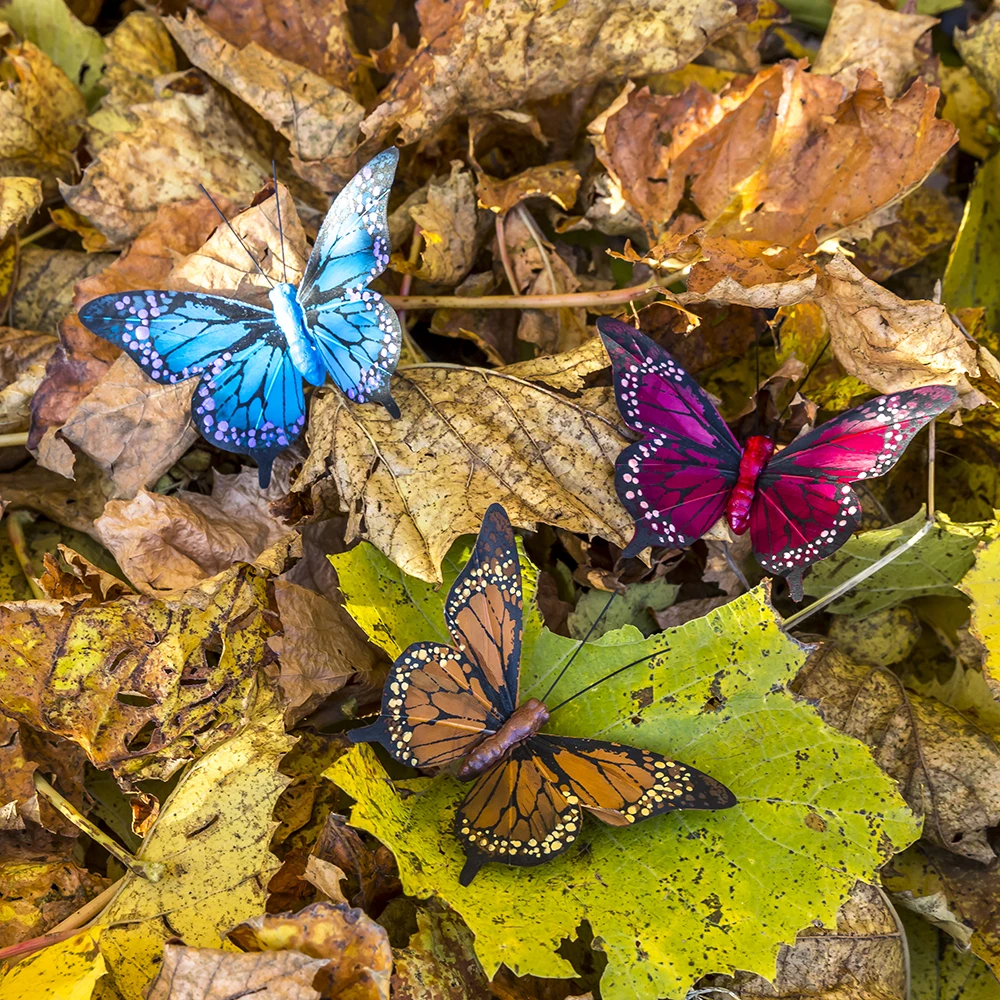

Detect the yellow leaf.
xmin=960 ymin=528 xmax=1000 ymax=701
xmin=0 ymin=928 xmax=105 ymax=1000
xmin=0 ymin=176 xmax=41 ymax=240
xmin=98 ymin=695 xmax=295 ymax=1000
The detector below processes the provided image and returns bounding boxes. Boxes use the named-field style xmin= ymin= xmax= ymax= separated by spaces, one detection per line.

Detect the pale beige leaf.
xmin=0 ymin=326 xmax=56 ymax=434
xmin=296 ymin=347 xmax=631 ymax=583
xmin=0 ymin=176 xmax=41 ymax=240
xmin=302 ymin=857 xmax=349 ymax=906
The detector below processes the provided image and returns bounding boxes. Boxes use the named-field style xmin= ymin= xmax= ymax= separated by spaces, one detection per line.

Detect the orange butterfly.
xmin=350 ymin=504 xmax=736 ymax=884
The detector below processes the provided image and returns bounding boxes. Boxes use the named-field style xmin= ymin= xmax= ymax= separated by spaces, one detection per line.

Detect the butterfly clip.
xmin=597 ymin=316 xmax=957 ymax=599
xmin=350 ymin=503 xmax=736 ymax=885
xmin=79 ymin=149 xmax=404 ymax=488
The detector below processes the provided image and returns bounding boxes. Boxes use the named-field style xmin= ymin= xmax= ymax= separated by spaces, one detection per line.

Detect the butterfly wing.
xmin=597 ymin=317 xmax=742 ymax=557
xmin=297 ymin=150 xmax=402 ymax=416
xmin=455 ymin=735 xmax=736 ymax=885
xmin=752 ymin=385 xmax=957 ymax=597
xmin=444 ymin=503 xmax=523 ymax=718
xmin=349 ymin=640 xmax=506 ymax=768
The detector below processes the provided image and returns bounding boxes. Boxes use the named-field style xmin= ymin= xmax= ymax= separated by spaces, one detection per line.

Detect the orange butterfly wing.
xmin=455 ymin=736 xmax=736 ymax=884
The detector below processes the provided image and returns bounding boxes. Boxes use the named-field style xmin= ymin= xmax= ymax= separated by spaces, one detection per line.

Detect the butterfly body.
xmin=726 ymin=434 xmax=776 ymax=535
xmin=79 ymin=149 xmax=403 ymax=488
xmin=350 ymin=503 xmax=736 ymax=885
xmin=597 ymin=316 xmax=957 ymax=599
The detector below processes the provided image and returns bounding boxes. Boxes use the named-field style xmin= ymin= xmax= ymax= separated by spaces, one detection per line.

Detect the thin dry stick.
xmin=18 ymin=222 xmax=58 ymax=247
xmin=928 ymin=420 xmax=937 ymax=521
xmin=6 ymin=511 xmax=44 ymax=600
xmin=33 ymin=773 xmax=164 ymax=882
xmin=518 ymin=203 xmax=561 ymax=340
xmin=397 ymin=226 xmax=427 ymax=363
xmin=385 ymin=279 xmax=660 ymax=311
xmin=495 ymin=212 xmax=520 ymax=296
xmin=0 ymin=431 xmax=29 ymax=448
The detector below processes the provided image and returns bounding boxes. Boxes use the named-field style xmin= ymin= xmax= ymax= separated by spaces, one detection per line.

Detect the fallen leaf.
xmin=164 ymin=11 xmax=364 ymax=192
xmin=302 ymin=856 xmax=349 ymax=905
xmin=39 ymin=543 xmax=132 ymax=603
xmin=0 ymin=176 xmax=41 ymax=240
xmin=312 ymin=813 xmax=401 ymax=914
xmin=0 ymin=327 xmax=56 ymax=435
xmin=62 ymin=70 xmax=269 ymax=245
xmin=652 ymin=596 xmax=730 ymax=629
xmin=939 ymin=63 xmax=999 ymax=161
xmin=955 ymin=8 xmax=1000 ymax=117
xmin=145 ymin=945 xmax=326 ymax=1000
xmin=0 ymin=927 xmax=105 ymax=1000
xmin=476 ymin=162 xmax=582 ymax=216
xmin=816 ymin=254 xmax=979 ymax=395
xmin=328 ymin=581 xmax=918 ymax=999
xmin=714 ymin=882 xmax=906 ymax=1000
xmin=269 ymin=579 xmax=381 ymax=725
xmin=189 ymin=0 xmax=356 ymax=92
xmin=392 ymin=908 xmax=491 ymax=1000
xmin=0 ymin=38 xmax=85 ymax=197
xmin=94 ymin=464 xmax=294 ymax=593
xmin=97 ymin=695 xmax=295 ymax=999
xmin=827 ymin=606 xmax=922 ymax=668
xmin=228 ymin=900 xmax=392 ymax=1000
xmin=362 ymin=0 xmax=749 ymax=145
xmin=567 ymin=578 xmax=679 ymax=639
xmin=296 ymin=343 xmax=632 ymax=583
xmin=904 ymin=907 xmax=1000 ymax=1000
xmin=811 ymin=0 xmax=936 ymax=97
xmin=85 ymin=12 xmax=178 ymax=150
xmin=791 ymin=644 xmax=1000 ymax=864
xmin=802 ymin=510 xmax=994 ymax=616
xmin=0 ymin=565 xmax=279 ymax=778
xmin=0 ymin=0 xmax=106 ymax=106
xmin=960 ymin=528 xmax=1000 ymax=702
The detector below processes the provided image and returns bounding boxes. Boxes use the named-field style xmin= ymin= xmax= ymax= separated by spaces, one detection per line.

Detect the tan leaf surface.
xmin=296 ymin=344 xmax=630 ymax=582
xmin=146 ymin=945 xmax=325 ymax=1000
xmin=98 ymin=696 xmax=294 ymax=999
xmin=56 ymin=354 xmax=198 ymax=498
xmin=269 ymin=579 xmax=380 ymax=725
xmin=392 ymin=909 xmax=491 ymax=1000
xmin=594 ymin=61 xmax=956 ymax=252
xmin=302 ymin=857 xmax=349 ymax=905
xmin=362 ymin=0 xmax=748 ymax=145
xmin=0 ymin=565 xmax=278 ymax=778
xmin=812 ymin=0 xmax=936 ymax=97
xmin=61 ymin=72 xmax=269 ymax=246
xmin=189 ymin=0 xmax=356 ymax=91
xmin=95 ymin=464 xmax=294 ymax=593
xmin=228 ymin=901 xmax=392 ymax=1000
xmin=165 ymin=12 xmax=364 ymax=192
xmin=12 ymin=248 xmax=116 ymax=336
xmin=0 ymin=40 xmax=85 ymax=196
xmin=792 ymin=645 xmax=1000 ymax=864
xmin=815 ymin=254 xmax=978 ymax=394
xmin=0 ymin=327 xmax=55 ymax=435
xmin=86 ymin=12 xmax=178 ymax=152
xmin=0 ymin=176 xmax=41 ymax=240
xmin=476 ymin=162 xmax=582 ymax=216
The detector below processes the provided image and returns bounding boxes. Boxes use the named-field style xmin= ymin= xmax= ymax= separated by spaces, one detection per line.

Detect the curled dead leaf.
xmin=0 ymin=176 xmax=41 ymax=241
xmin=0 ymin=327 xmax=56 ymax=435
xmin=476 ymin=162 xmax=582 ymax=216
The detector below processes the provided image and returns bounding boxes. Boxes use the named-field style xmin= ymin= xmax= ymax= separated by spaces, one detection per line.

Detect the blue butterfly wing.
xmin=78 ymin=290 xmax=303 ymax=488
xmin=306 ymin=292 xmax=401 ymax=416
xmin=297 ymin=148 xmax=398 ymax=307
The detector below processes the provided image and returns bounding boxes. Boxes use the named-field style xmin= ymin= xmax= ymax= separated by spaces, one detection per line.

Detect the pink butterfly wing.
xmin=598 ymin=317 xmax=742 ymax=558
xmin=752 ymin=385 xmax=957 ymax=597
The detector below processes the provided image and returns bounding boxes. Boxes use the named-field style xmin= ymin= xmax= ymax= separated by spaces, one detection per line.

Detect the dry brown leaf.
xmin=0 ymin=40 xmax=85 ymax=197
xmin=228 ymin=901 xmax=392 ymax=1000
xmin=86 ymin=12 xmax=178 ymax=152
xmin=476 ymin=162 xmax=582 ymax=216
xmin=165 ymin=12 xmax=364 ymax=192
xmin=652 ymin=597 xmax=731 ymax=629
xmin=39 ymin=544 xmax=133 ymax=603
xmin=815 ymin=254 xmax=978 ymax=395
xmin=0 ymin=327 xmax=56 ymax=435
xmin=393 ymin=908 xmax=491 ymax=1000
xmin=302 ymin=856 xmax=349 ymax=905
xmin=362 ymin=0 xmax=749 ymax=145
xmin=55 ymin=354 xmax=198 ymax=497
xmin=146 ymin=945 xmax=326 ymax=1000
xmin=594 ymin=61 xmax=956 ymax=252
xmin=812 ymin=0 xmax=936 ymax=97
xmin=269 ymin=579 xmax=380 ymax=725
xmin=0 ymin=176 xmax=41 ymax=241
xmin=95 ymin=464 xmax=294 ymax=593
xmin=791 ymin=645 xmax=1000 ymax=864
xmin=189 ymin=0 xmax=356 ymax=91
xmin=12 ymin=249 xmax=116 ymax=337
xmin=955 ymin=8 xmax=1000 ymax=116
xmin=715 ymin=882 xmax=906 ymax=1000
xmin=29 ymin=196 xmax=235 ymax=447
xmin=312 ymin=813 xmax=401 ymax=914
xmin=295 ymin=344 xmax=630 ymax=583
xmin=62 ymin=70 xmax=269 ymax=246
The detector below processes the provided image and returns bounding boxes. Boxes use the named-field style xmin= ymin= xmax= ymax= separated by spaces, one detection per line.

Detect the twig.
xmin=0 ymin=927 xmax=84 ymax=965
xmin=6 ymin=510 xmax=44 ymax=599
xmin=33 ymin=773 xmax=164 ymax=882
xmin=396 ymin=227 xmax=427 ymax=363
xmin=927 ymin=420 xmax=936 ymax=522
xmin=0 ymin=431 xmax=29 ymax=448
xmin=385 ymin=280 xmax=661 ymax=311
xmin=18 ymin=222 xmax=58 ymax=247
xmin=518 ymin=203 xmax=561 ymax=339
xmin=495 ymin=212 xmax=521 ymax=296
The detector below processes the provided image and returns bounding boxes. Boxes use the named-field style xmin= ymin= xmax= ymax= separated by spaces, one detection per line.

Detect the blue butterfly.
xmin=78 ymin=149 xmax=403 ymax=488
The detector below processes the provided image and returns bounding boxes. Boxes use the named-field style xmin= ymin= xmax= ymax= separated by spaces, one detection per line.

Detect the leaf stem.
xmin=495 ymin=212 xmax=521 ymax=296
xmin=32 ymin=773 xmax=164 ymax=882
xmin=6 ymin=510 xmax=45 ymax=599
xmin=0 ymin=431 xmax=29 ymax=447
xmin=384 ymin=280 xmax=661 ymax=311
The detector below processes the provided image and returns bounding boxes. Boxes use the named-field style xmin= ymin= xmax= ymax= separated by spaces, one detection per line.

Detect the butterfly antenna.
xmin=198 ymin=183 xmax=274 ymax=288
xmin=271 ymin=160 xmax=288 ymax=284
xmin=541 ymin=589 xmax=618 ymax=703
xmin=772 ymin=336 xmax=831 ymax=435
xmin=546 ymin=646 xmax=665 ymax=717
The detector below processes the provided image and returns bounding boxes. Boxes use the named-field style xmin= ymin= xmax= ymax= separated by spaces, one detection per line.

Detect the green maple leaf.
xmin=327 ymin=540 xmax=920 ymax=1000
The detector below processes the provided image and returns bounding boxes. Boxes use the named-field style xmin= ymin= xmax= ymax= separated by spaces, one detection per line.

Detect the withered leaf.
xmin=476 ymin=162 xmax=582 ymax=216
xmin=362 ymin=0 xmax=749 ymax=145
xmin=0 ymin=176 xmax=41 ymax=241
xmin=792 ymin=645 xmax=1000 ymax=864
xmin=295 ymin=345 xmax=631 ymax=583
xmin=955 ymin=9 xmax=1000 ymax=118
xmin=0 ymin=327 xmax=56 ymax=435
xmin=392 ymin=908 xmax=491 ymax=1000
